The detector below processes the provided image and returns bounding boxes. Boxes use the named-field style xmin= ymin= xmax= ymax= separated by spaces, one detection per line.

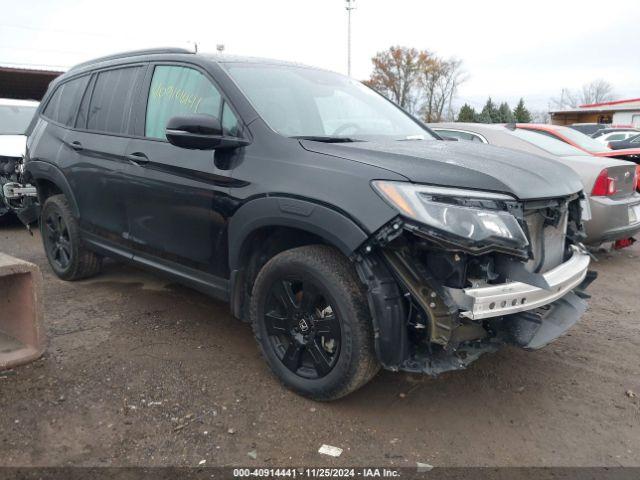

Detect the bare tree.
xmin=551 ymin=80 xmax=616 ymax=109
xmin=364 ymin=46 xmax=427 ymax=113
xmin=580 ymin=79 xmax=615 ymax=105
xmin=531 ymin=110 xmax=550 ymax=124
xmin=550 ymin=88 xmax=579 ymax=110
xmin=420 ymin=57 xmax=467 ymax=122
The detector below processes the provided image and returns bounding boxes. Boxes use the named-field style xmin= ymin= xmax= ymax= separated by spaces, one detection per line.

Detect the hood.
xmin=300 ymin=139 xmax=583 ymax=200
xmin=0 ymin=135 xmax=27 ymax=158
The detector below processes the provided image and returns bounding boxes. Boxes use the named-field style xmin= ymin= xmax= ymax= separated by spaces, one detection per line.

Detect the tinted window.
xmin=145 ymin=65 xmax=239 ymax=139
xmin=42 ymin=76 xmax=88 ymax=126
xmin=87 ymin=67 xmax=143 ymax=135
xmin=75 ymin=75 xmax=96 ymax=129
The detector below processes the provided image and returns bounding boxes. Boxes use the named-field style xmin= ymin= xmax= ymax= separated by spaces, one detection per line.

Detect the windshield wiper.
xmin=292 ymin=135 xmax=360 ymax=143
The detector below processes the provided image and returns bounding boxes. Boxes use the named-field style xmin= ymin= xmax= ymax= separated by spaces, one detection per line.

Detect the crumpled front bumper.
xmin=447 ymin=246 xmax=591 ymax=321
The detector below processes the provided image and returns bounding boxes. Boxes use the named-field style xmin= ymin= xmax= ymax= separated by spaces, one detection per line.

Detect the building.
xmin=0 ymin=63 xmax=65 ymax=101
xmin=549 ymin=98 xmax=640 ymax=127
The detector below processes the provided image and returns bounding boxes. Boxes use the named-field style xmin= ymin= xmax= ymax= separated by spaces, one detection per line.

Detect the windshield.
xmin=223 ymin=63 xmax=433 ymax=140
xmin=511 ymin=128 xmax=589 ymax=156
xmin=555 ymin=126 xmax=611 ymax=153
xmin=0 ymin=104 xmax=37 ymax=135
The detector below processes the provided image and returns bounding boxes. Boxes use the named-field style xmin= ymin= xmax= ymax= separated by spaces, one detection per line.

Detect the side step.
xmin=0 ymin=253 xmax=45 ymax=370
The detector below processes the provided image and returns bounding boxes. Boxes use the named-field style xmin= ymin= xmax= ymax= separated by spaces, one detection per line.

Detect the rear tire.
xmin=250 ymin=245 xmax=379 ymax=401
xmin=40 ymin=194 xmax=102 ymax=280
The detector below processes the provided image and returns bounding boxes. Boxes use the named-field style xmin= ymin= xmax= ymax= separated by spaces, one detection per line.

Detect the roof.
xmin=63 ymin=48 xmax=325 ymax=76
xmin=579 ymin=98 xmax=640 ymax=108
xmin=550 ymin=97 xmax=640 ymax=114
xmin=69 ymin=47 xmax=192 ymax=71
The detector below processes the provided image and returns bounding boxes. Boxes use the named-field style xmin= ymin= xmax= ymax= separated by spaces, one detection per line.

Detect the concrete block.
xmin=0 ymin=253 xmax=45 ymax=369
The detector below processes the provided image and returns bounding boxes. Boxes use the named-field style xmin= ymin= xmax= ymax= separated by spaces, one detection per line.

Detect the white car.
xmin=0 ymin=98 xmax=39 ymax=218
xmin=595 ymin=130 xmax=639 ymax=144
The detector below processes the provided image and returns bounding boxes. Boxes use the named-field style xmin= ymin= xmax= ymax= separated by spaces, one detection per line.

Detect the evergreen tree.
xmin=513 ymin=98 xmax=532 ymax=123
xmin=498 ymin=102 xmax=515 ymax=123
xmin=480 ymin=97 xmax=500 ymax=123
xmin=456 ymin=103 xmax=476 ymax=122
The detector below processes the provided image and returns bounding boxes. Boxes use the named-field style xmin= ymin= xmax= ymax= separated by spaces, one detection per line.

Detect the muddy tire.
xmin=40 ymin=194 xmax=102 ymax=280
xmin=250 ymin=245 xmax=379 ymax=401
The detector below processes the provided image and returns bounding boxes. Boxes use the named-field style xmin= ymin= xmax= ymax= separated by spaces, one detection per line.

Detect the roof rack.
xmin=70 ymin=47 xmax=193 ymax=71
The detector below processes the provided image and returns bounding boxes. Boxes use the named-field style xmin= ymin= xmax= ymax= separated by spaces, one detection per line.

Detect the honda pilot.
xmin=7 ymin=48 xmax=595 ymax=400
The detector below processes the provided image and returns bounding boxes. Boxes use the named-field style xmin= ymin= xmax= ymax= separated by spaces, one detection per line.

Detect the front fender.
xmin=227 ymin=196 xmax=369 ymax=271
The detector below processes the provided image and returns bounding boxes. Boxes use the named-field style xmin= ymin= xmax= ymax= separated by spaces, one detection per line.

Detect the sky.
xmin=1 ymin=0 xmax=638 ymax=112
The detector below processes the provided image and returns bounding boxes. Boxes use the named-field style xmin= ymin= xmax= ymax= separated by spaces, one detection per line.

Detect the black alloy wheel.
xmin=43 ymin=210 xmax=72 ymax=270
xmin=264 ymin=278 xmax=341 ymax=379
xmin=40 ymin=194 xmax=102 ymax=280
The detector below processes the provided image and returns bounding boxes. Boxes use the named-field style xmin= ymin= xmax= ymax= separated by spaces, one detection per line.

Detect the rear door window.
xmin=87 ymin=66 xmax=144 ymax=135
xmin=144 ymin=65 xmax=239 ymax=139
xmin=42 ymin=75 xmax=89 ymax=127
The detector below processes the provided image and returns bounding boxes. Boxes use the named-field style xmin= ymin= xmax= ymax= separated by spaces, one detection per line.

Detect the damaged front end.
xmin=0 ymin=154 xmax=39 ymax=229
xmin=356 ymin=182 xmax=596 ymax=375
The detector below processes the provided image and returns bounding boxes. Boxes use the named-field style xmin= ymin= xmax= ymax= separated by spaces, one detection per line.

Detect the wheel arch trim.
xmin=227 ymin=196 xmax=369 ymax=272
xmin=24 ymin=160 xmax=80 ymax=218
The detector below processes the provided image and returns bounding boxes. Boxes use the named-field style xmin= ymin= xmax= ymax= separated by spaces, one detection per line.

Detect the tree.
xmin=457 ymin=103 xmax=476 ymax=122
xmin=365 ymin=46 xmax=467 ymax=119
xmin=497 ymin=102 xmax=514 ymax=123
xmin=365 ymin=46 xmax=427 ymax=112
xmin=550 ymin=80 xmax=616 ymax=109
xmin=480 ymin=97 xmax=499 ymax=123
xmin=420 ymin=57 xmax=467 ymax=122
xmin=581 ymin=79 xmax=615 ymax=105
xmin=513 ymin=98 xmax=532 ymax=123
xmin=531 ymin=110 xmax=550 ymax=124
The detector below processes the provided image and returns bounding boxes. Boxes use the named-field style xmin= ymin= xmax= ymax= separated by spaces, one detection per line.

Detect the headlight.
xmin=372 ymin=181 xmax=529 ymax=251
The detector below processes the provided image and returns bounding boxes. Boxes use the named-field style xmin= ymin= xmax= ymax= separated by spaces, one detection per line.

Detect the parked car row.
xmin=1 ymin=49 xmax=631 ymax=400
xmin=430 ymin=123 xmax=640 ymax=247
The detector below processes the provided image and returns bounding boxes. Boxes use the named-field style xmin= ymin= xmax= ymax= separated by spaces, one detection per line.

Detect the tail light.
xmin=591 ymin=168 xmax=618 ymax=196
xmin=636 ymin=165 xmax=640 ymax=191
xmin=614 ymin=238 xmax=636 ymax=249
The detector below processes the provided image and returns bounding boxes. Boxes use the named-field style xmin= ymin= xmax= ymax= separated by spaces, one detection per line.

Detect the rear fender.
xmin=24 ymin=160 xmax=79 ymax=218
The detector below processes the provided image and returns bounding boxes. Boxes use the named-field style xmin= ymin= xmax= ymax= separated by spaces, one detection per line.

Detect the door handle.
xmin=70 ymin=140 xmax=83 ymax=151
xmin=127 ymin=152 xmax=150 ymax=165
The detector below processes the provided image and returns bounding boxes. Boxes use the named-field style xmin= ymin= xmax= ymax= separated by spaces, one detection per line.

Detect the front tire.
xmin=40 ymin=194 xmax=102 ymax=280
xmin=250 ymin=245 xmax=379 ymax=401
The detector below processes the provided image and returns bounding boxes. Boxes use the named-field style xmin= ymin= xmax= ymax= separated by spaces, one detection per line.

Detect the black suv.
xmin=10 ymin=48 xmax=595 ymax=400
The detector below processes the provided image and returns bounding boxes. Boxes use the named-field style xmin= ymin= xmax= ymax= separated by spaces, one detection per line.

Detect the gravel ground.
xmin=0 ymin=221 xmax=638 ymax=467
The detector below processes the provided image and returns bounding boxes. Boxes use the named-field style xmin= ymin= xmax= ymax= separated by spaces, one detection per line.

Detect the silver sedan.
xmin=429 ymin=123 xmax=640 ymax=247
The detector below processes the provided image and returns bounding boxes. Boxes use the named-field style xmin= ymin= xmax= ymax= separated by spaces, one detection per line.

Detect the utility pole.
xmin=345 ymin=0 xmax=356 ymax=76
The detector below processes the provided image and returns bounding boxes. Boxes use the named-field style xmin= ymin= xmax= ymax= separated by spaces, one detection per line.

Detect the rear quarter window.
xmin=42 ymin=75 xmax=89 ymax=127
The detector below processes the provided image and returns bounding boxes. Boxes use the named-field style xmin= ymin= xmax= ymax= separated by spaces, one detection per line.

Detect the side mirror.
xmin=165 ymin=114 xmax=250 ymax=150
xmin=440 ymin=136 xmax=459 ymax=142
